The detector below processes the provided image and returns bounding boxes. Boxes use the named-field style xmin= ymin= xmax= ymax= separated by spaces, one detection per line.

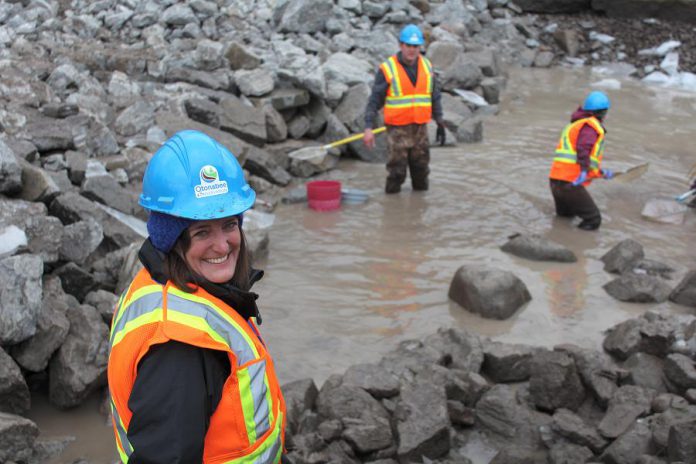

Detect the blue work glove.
xmin=602 ymin=168 xmax=614 ymax=180
xmin=571 ymin=170 xmax=588 ymax=186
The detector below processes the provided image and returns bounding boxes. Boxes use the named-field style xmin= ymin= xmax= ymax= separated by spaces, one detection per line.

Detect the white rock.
xmin=642 ymin=71 xmax=672 ymax=86
xmin=678 ymin=72 xmax=696 ymax=92
xmin=0 ymin=225 xmax=28 ymax=258
xmin=660 ymin=52 xmax=679 ymax=76
xmin=638 ymin=40 xmax=681 ymax=57
xmin=452 ymin=89 xmax=489 ymax=107
xmin=589 ymin=31 xmax=615 ymax=44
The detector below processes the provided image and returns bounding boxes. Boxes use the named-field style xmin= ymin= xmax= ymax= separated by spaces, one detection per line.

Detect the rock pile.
xmin=281 ymin=310 xmax=696 ymax=463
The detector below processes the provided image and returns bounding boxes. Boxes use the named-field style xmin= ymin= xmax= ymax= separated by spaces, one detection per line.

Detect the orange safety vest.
xmin=549 ymin=116 xmax=605 ymax=186
xmin=108 ymin=268 xmax=285 ymax=464
xmin=380 ymin=54 xmax=434 ymax=126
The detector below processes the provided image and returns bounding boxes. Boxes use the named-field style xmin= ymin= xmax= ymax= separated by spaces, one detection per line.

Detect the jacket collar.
xmin=138 ymin=239 xmax=264 ymax=323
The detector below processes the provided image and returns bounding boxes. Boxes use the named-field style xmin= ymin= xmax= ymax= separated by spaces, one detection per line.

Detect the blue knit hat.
xmin=147 ymin=211 xmax=193 ymax=253
xmin=146 ymin=211 xmax=245 ymax=253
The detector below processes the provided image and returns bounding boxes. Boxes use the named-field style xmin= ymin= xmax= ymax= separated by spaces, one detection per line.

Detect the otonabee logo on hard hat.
xmin=195 ymin=165 xmax=228 ymax=198
xmin=410 ymin=33 xmax=419 ymax=42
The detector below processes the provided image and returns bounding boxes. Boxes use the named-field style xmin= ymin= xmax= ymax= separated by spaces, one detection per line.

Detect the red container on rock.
xmin=306 ymin=180 xmax=341 ymax=211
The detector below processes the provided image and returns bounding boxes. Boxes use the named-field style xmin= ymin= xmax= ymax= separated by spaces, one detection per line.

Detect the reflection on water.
xmin=31 ymin=66 xmax=696 ymax=462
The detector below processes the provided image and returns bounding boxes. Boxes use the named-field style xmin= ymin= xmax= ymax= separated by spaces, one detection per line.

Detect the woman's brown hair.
xmin=164 ymin=223 xmax=251 ymax=292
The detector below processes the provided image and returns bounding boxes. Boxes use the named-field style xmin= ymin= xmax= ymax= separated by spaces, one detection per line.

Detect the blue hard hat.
xmin=139 ymin=130 xmax=255 ymax=220
xmin=399 ymin=24 xmax=424 ymax=46
xmin=582 ymin=91 xmax=611 ymax=111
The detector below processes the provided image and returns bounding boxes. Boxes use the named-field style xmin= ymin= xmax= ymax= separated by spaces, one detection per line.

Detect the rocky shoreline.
xmin=1 ymin=1 xmax=696 ymax=463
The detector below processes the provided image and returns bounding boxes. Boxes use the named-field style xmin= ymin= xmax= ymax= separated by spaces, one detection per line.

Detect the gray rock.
xmin=342 ymin=416 xmax=393 ymax=454
xmin=623 ymin=352 xmax=667 ymax=393
xmin=548 ymin=442 xmax=594 ymax=464
xmin=0 ymin=254 xmax=43 ymax=345
xmin=448 ymin=265 xmax=532 ymax=320
xmin=18 ymin=159 xmax=62 ymax=203
xmin=668 ymin=420 xmax=696 ymax=463
xmin=287 ymin=114 xmax=310 ymax=139
xmin=277 ymin=0 xmax=334 ymax=34
xmin=81 ymin=173 xmax=139 ymax=215
xmin=52 ymin=262 xmax=98 ymax=302
xmin=423 ymin=327 xmax=485 ymax=373
xmin=60 ymin=219 xmax=104 ymax=265
xmin=219 ymin=95 xmax=267 ymax=145
xmin=0 ymin=347 xmax=30 ymax=415
xmin=162 ymin=4 xmax=197 ymax=26
xmin=552 ymin=408 xmax=607 ymax=453
xmin=244 ymin=146 xmax=291 ymax=186
xmin=84 ymin=289 xmax=118 ymax=325
xmin=334 ymin=83 xmax=370 ymax=133
xmin=22 ymin=117 xmax=76 ymax=153
xmin=0 ymin=139 xmax=22 ymax=194
xmin=282 ymin=378 xmax=319 ymax=436
xmin=49 ymin=192 xmax=145 ymax=248
xmin=10 ymin=276 xmax=71 ymax=373
xmin=670 ymin=270 xmax=696 ymax=308
xmin=237 ymin=68 xmax=274 ymax=97
xmin=114 ymin=101 xmax=155 ymax=136
xmin=482 ymin=341 xmax=539 ymax=382
xmin=529 ymin=350 xmax=585 ymax=412
xmin=263 ymin=104 xmax=288 ymax=143
xmin=0 ymin=412 xmax=38 ymax=463
xmin=322 ymin=53 xmax=373 ymax=87
xmin=441 ymin=54 xmax=484 ymax=91
xmin=49 ymin=304 xmax=109 ymax=409
xmin=664 ymin=353 xmax=696 ymax=391
xmin=601 ymin=239 xmax=645 ymax=274
xmin=225 ymin=42 xmax=262 ymax=70
xmin=264 ymin=88 xmax=311 ymax=112
xmin=603 ymin=273 xmax=672 ymax=303
xmin=557 ymin=344 xmax=621 ymax=408
xmin=603 ymin=314 xmax=677 ymax=361
xmin=395 ymin=381 xmax=450 ymax=462
xmin=342 ymin=363 xmax=400 ymax=399
xmin=476 ymin=384 xmax=552 ymax=448
xmin=599 ymin=421 xmax=655 ymax=464
xmin=501 ymin=233 xmax=577 ymax=262
xmin=184 ymin=97 xmax=221 ymax=128
xmin=598 ymin=385 xmax=654 ymax=439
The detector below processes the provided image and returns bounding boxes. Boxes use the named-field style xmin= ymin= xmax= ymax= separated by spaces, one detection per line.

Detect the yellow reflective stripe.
xmin=237 ymin=368 xmax=258 ymax=443
xmin=110 ymin=291 xmax=127 ymax=338
xmin=224 ymin=412 xmax=284 ymax=464
xmin=387 ymin=56 xmax=402 ymax=96
xmin=248 ymin=361 xmax=271 ymax=437
xmin=111 ymin=285 xmax=162 ymax=336
xmin=553 ymin=154 xmax=577 ymax=164
xmin=111 ymin=308 xmax=164 ymax=348
xmin=111 ymin=399 xmax=133 ymax=462
xmin=167 ymin=287 xmax=260 ymax=364
xmin=166 ymin=309 xmax=229 ymax=346
xmin=380 ymin=62 xmax=394 ymax=85
xmin=421 ymin=56 xmax=433 ymax=93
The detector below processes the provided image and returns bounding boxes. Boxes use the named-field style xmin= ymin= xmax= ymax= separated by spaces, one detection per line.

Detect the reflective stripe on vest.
xmin=380 ymin=55 xmax=433 ymax=125
xmin=108 ymin=270 xmax=285 ymax=463
xmin=553 ymin=117 xmax=605 ymax=172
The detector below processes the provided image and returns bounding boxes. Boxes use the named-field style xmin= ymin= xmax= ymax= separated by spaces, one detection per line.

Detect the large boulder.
xmin=0 ymin=254 xmax=43 ymax=345
xmin=0 ymin=348 xmax=30 ymax=415
xmin=448 ymin=265 xmax=531 ymax=320
xmin=601 ymin=239 xmax=644 ymax=274
xmin=603 ymin=273 xmax=672 ymax=303
xmin=529 ymin=350 xmax=586 ymax=412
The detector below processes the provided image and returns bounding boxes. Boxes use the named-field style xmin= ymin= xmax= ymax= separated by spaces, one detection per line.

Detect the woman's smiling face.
xmin=184 ymin=216 xmax=241 ymax=284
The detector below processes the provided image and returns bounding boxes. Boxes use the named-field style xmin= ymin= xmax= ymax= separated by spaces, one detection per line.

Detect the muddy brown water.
xmin=29 ymin=66 xmax=696 ymax=463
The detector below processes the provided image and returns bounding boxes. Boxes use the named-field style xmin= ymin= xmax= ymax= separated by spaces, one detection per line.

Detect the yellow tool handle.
xmin=322 ymin=126 xmax=386 ymax=149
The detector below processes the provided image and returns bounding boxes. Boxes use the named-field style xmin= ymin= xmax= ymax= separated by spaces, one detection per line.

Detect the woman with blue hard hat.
xmin=107 ymin=130 xmax=286 ymax=463
xmin=549 ymin=91 xmax=615 ymax=230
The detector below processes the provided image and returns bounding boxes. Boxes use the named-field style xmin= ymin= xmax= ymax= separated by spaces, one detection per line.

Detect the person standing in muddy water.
xmin=363 ymin=23 xmax=446 ymax=194
xmin=107 ymin=130 xmax=286 ymax=463
xmin=549 ymin=90 xmax=616 ymax=230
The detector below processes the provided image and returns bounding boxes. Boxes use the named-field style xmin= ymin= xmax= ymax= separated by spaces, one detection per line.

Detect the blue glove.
xmin=571 ymin=170 xmax=588 ymax=186
xmin=602 ymin=168 xmax=614 ymax=180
